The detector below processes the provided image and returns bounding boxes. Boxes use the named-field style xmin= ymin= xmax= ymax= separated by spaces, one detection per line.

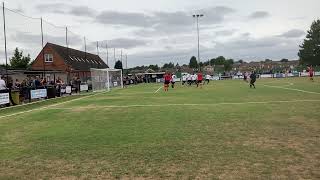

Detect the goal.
xmin=90 ymin=68 xmax=123 ymax=92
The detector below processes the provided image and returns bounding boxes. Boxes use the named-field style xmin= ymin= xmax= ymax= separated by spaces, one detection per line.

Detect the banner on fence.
xmin=66 ymin=86 xmax=72 ymax=94
xmin=0 ymin=93 xmax=10 ymax=105
xmin=80 ymin=84 xmax=89 ymax=92
xmin=31 ymin=89 xmax=47 ymax=99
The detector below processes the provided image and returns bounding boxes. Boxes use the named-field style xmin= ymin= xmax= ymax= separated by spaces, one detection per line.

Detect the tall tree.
xmin=114 ymin=60 xmax=123 ymax=69
xmin=236 ymin=60 xmax=244 ymax=64
xmin=212 ymin=56 xmax=226 ymax=65
xmin=162 ymin=62 xmax=175 ymax=69
xmin=148 ymin=64 xmax=159 ymax=71
xmin=298 ymin=19 xmax=320 ymax=65
xmin=9 ymin=48 xmax=31 ymax=69
xmin=224 ymin=59 xmax=234 ymax=71
xmin=189 ymin=56 xmax=198 ymax=68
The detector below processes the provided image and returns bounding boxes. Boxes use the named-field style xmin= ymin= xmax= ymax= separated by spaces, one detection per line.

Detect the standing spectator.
xmin=3 ymin=77 xmax=17 ymax=106
xmin=41 ymin=78 xmax=47 ymax=86
xmin=34 ymin=76 xmax=41 ymax=88
xmin=0 ymin=76 xmax=6 ymax=90
xmin=14 ymin=79 xmax=21 ymax=89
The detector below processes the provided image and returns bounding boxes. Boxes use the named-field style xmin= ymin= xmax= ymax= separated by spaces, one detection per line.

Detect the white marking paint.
xmin=48 ymin=99 xmax=320 ymax=110
xmin=155 ymin=86 xmax=163 ymax=93
xmin=0 ymin=91 xmax=107 ymax=119
xmin=263 ymin=84 xmax=320 ymax=95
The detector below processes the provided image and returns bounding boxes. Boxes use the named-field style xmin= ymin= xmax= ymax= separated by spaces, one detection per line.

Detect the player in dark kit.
xmin=250 ymin=71 xmax=257 ymax=89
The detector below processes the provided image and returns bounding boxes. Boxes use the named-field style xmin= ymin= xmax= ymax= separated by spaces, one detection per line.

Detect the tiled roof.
xmin=47 ymin=43 xmax=108 ymax=71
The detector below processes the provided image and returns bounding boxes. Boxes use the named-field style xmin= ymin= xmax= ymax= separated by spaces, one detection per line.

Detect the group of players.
xmin=163 ymin=66 xmax=316 ymax=92
xmin=163 ymin=72 xmax=210 ymax=91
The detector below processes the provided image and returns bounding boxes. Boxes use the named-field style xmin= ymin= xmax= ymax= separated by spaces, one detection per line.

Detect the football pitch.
xmin=0 ymin=78 xmax=319 ymax=179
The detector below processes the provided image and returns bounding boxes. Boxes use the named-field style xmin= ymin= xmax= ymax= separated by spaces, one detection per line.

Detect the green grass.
xmin=0 ymin=77 xmax=319 ymax=179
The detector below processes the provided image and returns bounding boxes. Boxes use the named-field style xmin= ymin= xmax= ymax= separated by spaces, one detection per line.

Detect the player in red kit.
xmin=197 ymin=72 xmax=203 ymax=88
xmin=164 ymin=72 xmax=171 ymax=91
xmin=308 ymin=66 xmax=314 ymax=81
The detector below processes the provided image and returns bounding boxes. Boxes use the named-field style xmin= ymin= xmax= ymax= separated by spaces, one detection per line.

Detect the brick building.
xmin=32 ymin=43 xmax=108 ymax=82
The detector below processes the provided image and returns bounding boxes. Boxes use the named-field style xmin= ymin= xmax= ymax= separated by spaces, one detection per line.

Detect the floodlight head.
xmin=193 ymin=15 xmax=196 ymax=17
xmin=200 ymin=14 xmax=204 ymax=17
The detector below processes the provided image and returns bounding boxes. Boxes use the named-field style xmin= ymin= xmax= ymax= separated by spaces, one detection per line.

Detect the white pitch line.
xmin=263 ymin=84 xmax=320 ymax=95
xmin=0 ymin=91 xmax=107 ymax=119
xmin=155 ymin=86 xmax=163 ymax=93
xmin=48 ymin=99 xmax=320 ymax=110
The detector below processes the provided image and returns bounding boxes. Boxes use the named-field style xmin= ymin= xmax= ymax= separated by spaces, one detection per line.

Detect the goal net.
xmin=90 ymin=68 xmax=123 ymax=92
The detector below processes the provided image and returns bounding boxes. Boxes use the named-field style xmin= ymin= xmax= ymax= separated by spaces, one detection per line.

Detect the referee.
xmin=250 ymin=71 xmax=257 ymax=89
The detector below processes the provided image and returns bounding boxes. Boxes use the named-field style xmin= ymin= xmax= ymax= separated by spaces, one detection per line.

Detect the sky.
xmin=0 ymin=0 xmax=319 ymax=67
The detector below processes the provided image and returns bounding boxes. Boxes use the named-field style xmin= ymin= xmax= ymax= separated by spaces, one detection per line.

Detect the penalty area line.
xmin=48 ymin=99 xmax=320 ymax=110
xmin=263 ymin=84 xmax=320 ymax=95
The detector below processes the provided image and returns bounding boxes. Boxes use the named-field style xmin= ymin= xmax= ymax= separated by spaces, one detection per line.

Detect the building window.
xmin=45 ymin=54 xmax=53 ymax=62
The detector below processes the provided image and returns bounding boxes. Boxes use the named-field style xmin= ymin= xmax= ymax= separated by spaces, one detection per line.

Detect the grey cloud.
xmin=201 ymin=6 xmax=235 ymax=24
xmin=69 ymin=6 xmax=97 ymax=17
xmin=36 ymin=3 xmax=96 ymax=17
xmin=131 ymin=6 xmax=235 ymax=37
xmin=102 ymin=38 xmax=149 ymax=49
xmin=96 ymin=11 xmax=151 ymax=27
xmin=214 ymin=29 xmax=236 ymax=36
xmin=97 ymin=6 xmax=235 ymax=29
xmin=36 ymin=3 xmax=68 ymax=14
xmin=248 ymin=11 xmax=270 ymax=19
xmin=208 ymin=34 xmax=301 ymax=60
xmin=129 ymin=33 xmax=301 ymax=67
xmin=279 ymin=29 xmax=305 ymax=38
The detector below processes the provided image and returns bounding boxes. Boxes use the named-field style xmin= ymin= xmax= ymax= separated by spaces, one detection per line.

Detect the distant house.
xmin=31 ymin=43 xmax=108 ymax=82
xmin=234 ymin=60 xmax=299 ymax=73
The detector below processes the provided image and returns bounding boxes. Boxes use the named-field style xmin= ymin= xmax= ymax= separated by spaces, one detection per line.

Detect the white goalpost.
xmin=90 ymin=68 xmax=123 ymax=92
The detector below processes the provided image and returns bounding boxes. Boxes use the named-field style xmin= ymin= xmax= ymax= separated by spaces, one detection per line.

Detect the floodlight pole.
xmin=114 ymin=48 xmax=116 ymax=64
xmin=66 ymin=27 xmax=68 ymax=48
xmin=193 ymin=14 xmax=204 ymax=71
xmin=2 ymin=2 xmax=8 ymax=83
xmin=96 ymin=41 xmax=99 ymax=56
xmin=120 ymin=50 xmax=123 ymax=65
xmin=126 ymin=54 xmax=128 ymax=69
xmin=106 ymin=42 xmax=109 ymax=66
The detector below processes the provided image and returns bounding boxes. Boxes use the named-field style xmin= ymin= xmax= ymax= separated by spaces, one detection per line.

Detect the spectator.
xmin=41 ymin=78 xmax=47 ymax=86
xmin=14 ymin=79 xmax=21 ymax=89
xmin=34 ymin=76 xmax=41 ymax=88
xmin=0 ymin=76 xmax=6 ymax=90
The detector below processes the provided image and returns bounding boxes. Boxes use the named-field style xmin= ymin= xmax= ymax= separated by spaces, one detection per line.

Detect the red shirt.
xmin=164 ymin=74 xmax=171 ymax=81
xmin=197 ymin=73 xmax=203 ymax=81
